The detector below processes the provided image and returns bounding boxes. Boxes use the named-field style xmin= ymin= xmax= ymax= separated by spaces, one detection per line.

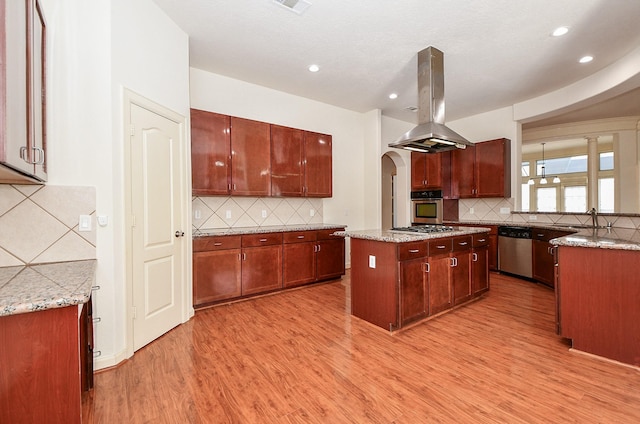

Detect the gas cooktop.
xmin=390 ymin=225 xmax=456 ymax=233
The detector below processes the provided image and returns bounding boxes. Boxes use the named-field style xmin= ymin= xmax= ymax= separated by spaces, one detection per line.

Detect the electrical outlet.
xmin=469 ymin=207 xmax=475 ymax=214
xmin=310 ymin=209 xmax=315 ymax=217
xmin=225 ymin=210 xmax=232 ymax=219
xmin=97 ymin=215 xmax=108 ymax=227
xmin=529 ymin=215 xmax=538 ymax=221
xmin=261 ymin=210 xmax=267 ymax=218
xmin=194 ymin=209 xmax=201 ymax=219
xmin=369 ymin=255 xmax=376 ymax=268
xmin=500 ymin=207 xmax=511 ymax=214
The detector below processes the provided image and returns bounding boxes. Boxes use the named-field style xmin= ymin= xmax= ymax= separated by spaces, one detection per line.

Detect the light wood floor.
xmin=82 ymin=271 xmax=640 ymax=423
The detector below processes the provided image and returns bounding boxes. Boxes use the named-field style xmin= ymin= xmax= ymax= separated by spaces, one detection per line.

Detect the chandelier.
xmin=528 ymin=142 xmax=560 ymax=185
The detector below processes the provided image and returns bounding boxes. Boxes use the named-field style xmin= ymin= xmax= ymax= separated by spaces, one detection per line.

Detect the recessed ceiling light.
xmin=552 ymin=26 xmax=569 ymax=37
xmin=579 ymin=55 xmax=593 ymax=64
xmin=389 ymin=93 xmax=398 ymax=100
xmin=308 ymin=64 xmax=319 ymax=72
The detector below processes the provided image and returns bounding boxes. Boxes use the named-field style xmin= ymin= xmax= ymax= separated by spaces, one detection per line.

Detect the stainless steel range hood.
xmin=388 ymin=47 xmax=473 ymax=153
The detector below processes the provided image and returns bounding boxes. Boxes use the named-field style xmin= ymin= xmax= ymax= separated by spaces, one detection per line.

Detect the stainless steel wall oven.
xmin=411 ymin=190 xmax=443 ymax=225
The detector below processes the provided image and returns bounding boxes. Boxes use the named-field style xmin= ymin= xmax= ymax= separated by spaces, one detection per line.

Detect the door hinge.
xmin=132 ymin=306 xmax=137 ymax=320
xmin=129 ymin=124 xmax=135 ymax=136
xmin=131 ymin=215 xmax=136 ymax=228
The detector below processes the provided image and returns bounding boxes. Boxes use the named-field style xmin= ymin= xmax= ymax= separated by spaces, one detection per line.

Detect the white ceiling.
xmin=152 ymin=0 xmax=640 ymax=127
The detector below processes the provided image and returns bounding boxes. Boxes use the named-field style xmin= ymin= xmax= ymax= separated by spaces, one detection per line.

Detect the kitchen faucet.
xmin=588 ymin=208 xmax=599 ymax=229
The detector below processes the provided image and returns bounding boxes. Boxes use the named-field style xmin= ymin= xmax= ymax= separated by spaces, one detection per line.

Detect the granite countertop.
xmin=0 ymin=260 xmax=96 ymax=317
xmin=335 ymin=226 xmax=491 ymax=243
xmin=550 ymin=227 xmax=640 ymax=251
xmin=193 ymin=224 xmax=347 ymax=238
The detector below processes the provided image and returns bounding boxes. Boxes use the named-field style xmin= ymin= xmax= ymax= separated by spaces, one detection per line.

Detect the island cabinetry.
xmin=304 ymin=131 xmax=332 ymax=197
xmin=240 ymin=233 xmax=283 ymax=296
xmin=451 ymin=236 xmax=472 ymax=306
xmin=411 ymin=151 xmax=442 ymax=190
xmin=533 ymin=229 xmax=571 ymax=287
xmin=472 ymin=235 xmax=489 ymax=295
xmin=426 ymin=238 xmax=453 ymax=315
xmin=190 ymin=109 xmax=231 ymax=195
xmin=556 ymin=245 xmax=640 ymax=367
xmin=398 ymin=241 xmax=429 ymax=326
xmin=193 ymin=235 xmax=242 ymax=305
xmin=0 ymin=303 xmax=91 ymax=424
xmin=271 ymin=125 xmax=304 ymax=197
xmin=450 ymin=138 xmax=511 ymax=198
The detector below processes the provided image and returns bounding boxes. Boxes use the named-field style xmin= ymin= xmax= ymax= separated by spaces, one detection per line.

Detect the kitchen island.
xmin=336 ymin=227 xmax=491 ymax=331
xmin=0 ymin=260 xmax=96 ymax=424
xmin=551 ymin=228 xmax=640 ymax=367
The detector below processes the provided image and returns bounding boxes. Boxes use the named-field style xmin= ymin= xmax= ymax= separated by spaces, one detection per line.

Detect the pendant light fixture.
xmin=528 ymin=142 xmax=561 ymax=185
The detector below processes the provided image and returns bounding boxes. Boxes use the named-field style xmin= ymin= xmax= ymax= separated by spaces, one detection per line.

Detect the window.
xmin=537 ymin=187 xmax=557 ymax=212
xmin=536 ymin=155 xmax=587 ymax=176
xmin=564 ymin=186 xmax=586 ymax=212
xmin=600 ymin=152 xmax=613 ymax=171
xmin=599 ymin=178 xmax=614 ymax=212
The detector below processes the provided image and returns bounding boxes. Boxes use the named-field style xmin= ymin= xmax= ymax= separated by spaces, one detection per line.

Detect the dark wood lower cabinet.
xmin=194 ymin=229 xmax=345 ymax=308
xmin=1 ymin=302 xmax=92 ymax=424
xmin=351 ymin=232 xmax=490 ymax=331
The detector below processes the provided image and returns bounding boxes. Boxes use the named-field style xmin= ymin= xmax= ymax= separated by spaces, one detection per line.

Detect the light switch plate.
xmin=79 ymin=215 xmax=92 ymax=232
xmin=369 ymin=255 xmax=376 ymax=268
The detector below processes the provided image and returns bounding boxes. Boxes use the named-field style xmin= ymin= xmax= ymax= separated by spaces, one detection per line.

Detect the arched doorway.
xmin=381 ymin=152 xmax=410 ymax=230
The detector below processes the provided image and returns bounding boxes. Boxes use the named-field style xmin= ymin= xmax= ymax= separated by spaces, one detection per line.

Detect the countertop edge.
xmin=193 ymin=224 xmax=347 ymax=237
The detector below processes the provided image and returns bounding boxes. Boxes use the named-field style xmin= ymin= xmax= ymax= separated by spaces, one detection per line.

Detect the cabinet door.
xmin=475 ymin=138 xmax=510 ymax=197
xmin=241 ymin=245 xmax=283 ymax=295
xmin=411 ymin=152 xmax=427 ymax=190
xmin=450 ymin=145 xmax=476 ymax=198
xmin=193 ymin=249 xmax=241 ymax=305
xmin=399 ymin=258 xmax=428 ymax=326
xmin=472 ymin=246 xmax=489 ymax=295
xmin=533 ymin=239 xmax=555 ymax=286
xmin=440 ymin=151 xmax=453 ymax=199
xmin=304 ymin=131 xmax=332 ymax=197
xmin=283 ymin=241 xmax=316 ymax=287
xmin=427 ymin=254 xmax=452 ymax=315
xmin=316 ymin=237 xmax=345 ymax=280
xmin=271 ymin=125 xmax=303 ymax=197
xmin=231 ymin=117 xmax=271 ymax=196
xmin=452 ymin=251 xmax=472 ymax=305
xmin=190 ymin=109 xmax=231 ymax=195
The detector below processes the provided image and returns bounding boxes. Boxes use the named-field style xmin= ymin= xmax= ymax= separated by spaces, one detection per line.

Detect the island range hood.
xmin=388 ymin=46 xmax=473 ymax=153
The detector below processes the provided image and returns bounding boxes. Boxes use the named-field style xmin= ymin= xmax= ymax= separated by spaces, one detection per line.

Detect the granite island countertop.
xmin=334 ymin=226 xmax=491 ymax=243
xmin=0 ymin=260 xmax=96 ymax=317
xmin=193 ymin=224 xmax=347 ymax=238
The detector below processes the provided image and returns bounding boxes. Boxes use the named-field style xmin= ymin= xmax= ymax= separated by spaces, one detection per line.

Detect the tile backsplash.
xmin=192 ymin=196 xmax=323 ymax=230
xmin=458 ymin=198 xmax=640 ymax=229
xmin=0 ymin=185 xmax=96 ymax=267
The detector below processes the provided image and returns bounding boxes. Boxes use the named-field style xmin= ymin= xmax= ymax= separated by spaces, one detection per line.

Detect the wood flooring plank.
xmin=83 ymin=271 xmax=640 ymax=423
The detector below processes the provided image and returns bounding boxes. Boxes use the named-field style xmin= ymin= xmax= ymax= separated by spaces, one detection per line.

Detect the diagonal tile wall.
xmin=0 ymin=185 xmax=96 ymax=266
xmin=192 ymin=196 xmax=323 ymax=230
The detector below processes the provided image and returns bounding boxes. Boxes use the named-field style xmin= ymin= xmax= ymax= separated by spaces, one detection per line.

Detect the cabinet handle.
xmin=259 ymin=238 xmax=268 ymax=242
xmin=409 ymin=249 xmax=420 ymax=253
xmin=242 ymin=253 xmax=246 ymax=261
xmin=20 ymin=146 xmax=28 ymax=161
xmin=436 ymin=245 xmax=446 ymax=249
xmin=214 ymin=242 xmax=222 ymax=246
xmin=450 ymin=257 xmax=455 ymax=267
xmin=425 ymin=263 xmax=430 ymax=273
xmin=537 ymin=233 xmax=545 ymax=237
xmin=297 ymin=235 xmax=305 ymax=239
xmin=317 ymin=245 xmax=321 ymax=252
xmin=458 ymin=242 xmax=468 ymax=246
xmin=477 ymin=238 xmax=486 ymax=242
xmin=472 ymin=252 xmax=478 ymax=262
xmin=33 ymin=147 xmax=45 ymax=165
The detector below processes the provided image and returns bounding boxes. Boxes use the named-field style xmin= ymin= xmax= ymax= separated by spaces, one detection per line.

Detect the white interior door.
xmin=129 ymin=102 xmax=186 ymax=351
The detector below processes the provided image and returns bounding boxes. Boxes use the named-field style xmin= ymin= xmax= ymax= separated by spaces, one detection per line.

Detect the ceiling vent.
xmin=273 ymin=0 xmax=312 ymax=15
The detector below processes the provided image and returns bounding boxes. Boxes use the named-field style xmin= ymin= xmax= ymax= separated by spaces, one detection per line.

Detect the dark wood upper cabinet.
xmin=450 ymin=138 xmax=510 ymax=198
xmin=411 ymin=151 xmax=442 ymax=190
xmin=230 ymin=117 xmax=271 ymax=196
xmin=1 ymin=0 xmax=47 ymax=183
xmin=190 ymin=109 xmax=231 ymax=195
xmin=304 ymin=131 xmax=332 ymax=197
xmin=271 ymin=124 xmax=304 ymax=196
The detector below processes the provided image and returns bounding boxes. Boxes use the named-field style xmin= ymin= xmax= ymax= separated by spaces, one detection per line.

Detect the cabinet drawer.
xmin=242 ymin=233 xmax=283 ymax=247
xmin=428 ymin=238 xmax=452 ymax=255
xmin=472 ymin=233 xmax=490 ymax=247
xmin=398 ymin=241 xmax=428 ymax=261
xmin=452 ymin=235 xmax=472 ymax=252
xmin=283 ymin=231 xmax=317 ymax=244
xmin=317 ymin=228 xmax=344 ymax=240
xmin=193 ymin=235 xmax=241 ymax=252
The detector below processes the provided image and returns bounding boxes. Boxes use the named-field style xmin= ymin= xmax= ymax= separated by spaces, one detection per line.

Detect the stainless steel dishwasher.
xmin=498 ymin=226 xmax=533 ymax=278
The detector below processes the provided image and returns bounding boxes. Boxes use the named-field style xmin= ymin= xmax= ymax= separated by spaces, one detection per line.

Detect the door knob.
xmin=175 ymin=231 xmax=185 ymax=237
